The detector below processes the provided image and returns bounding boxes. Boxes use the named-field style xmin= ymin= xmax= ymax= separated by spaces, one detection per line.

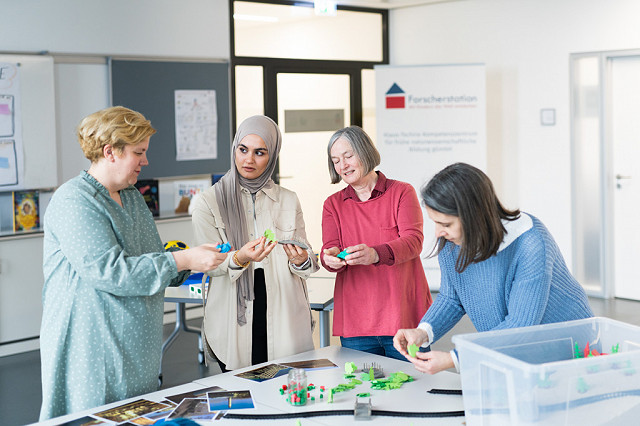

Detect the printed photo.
xmin=93 ymin=399 xmax=170 ymax=423
xmin=282 ymin=358 xmax=338 ymax=371
xmin=207 ymin=390 xmax=254 ymax=411
xmin=235 ymin=363 xmax=291 ymax=382
xmin=165 ymin=385 xmax=224 ymax=405
xmin=167 ymin=398 xmax=219 ymax=420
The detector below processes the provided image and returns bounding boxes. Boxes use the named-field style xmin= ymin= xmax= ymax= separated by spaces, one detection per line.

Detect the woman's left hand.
xmin=408 ymin=350 xmax=455 ymax=375
xmin=343 ymin=244 xmax=379 ymax=266
xmin=282 ymin=243 xmax=309 ymax=267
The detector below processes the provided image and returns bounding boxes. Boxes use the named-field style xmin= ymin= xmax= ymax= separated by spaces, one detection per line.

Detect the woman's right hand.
xmin=173 ymin=244 xmax=227 ymax=272
xmin=235 ymin=236 xmax=277 ymax=265
xmin=323 ymin=246 xmax=346 ymax=269
xmin=393 ymin=327 xmax=429 ymax=357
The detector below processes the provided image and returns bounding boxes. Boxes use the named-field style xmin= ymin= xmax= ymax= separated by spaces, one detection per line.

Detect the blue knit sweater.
xmin=421 ymin=213 xmax=593 ymax=344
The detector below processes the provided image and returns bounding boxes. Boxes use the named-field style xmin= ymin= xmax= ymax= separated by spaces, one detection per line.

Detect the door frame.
xmin=228 ymin=0 xmax=389 ymax=132
xmin=571 ymin=48 xmax=640 ymax=299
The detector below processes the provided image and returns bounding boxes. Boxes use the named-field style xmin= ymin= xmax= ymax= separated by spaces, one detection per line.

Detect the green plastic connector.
xmin=345 ymin=362 xmax=357 ymax=375
xmin=408 ymin=343 xmax=419 ymax=358
xmin=263 ymin=229 xmax=277 ymax=243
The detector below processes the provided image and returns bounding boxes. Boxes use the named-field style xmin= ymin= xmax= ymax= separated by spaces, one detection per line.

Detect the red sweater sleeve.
xmin=386 ymin=183 xmax=424 ymax=263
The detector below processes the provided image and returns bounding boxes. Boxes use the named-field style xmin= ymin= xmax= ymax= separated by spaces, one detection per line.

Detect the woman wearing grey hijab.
xmin=192 ymin=115 xmax=319 ymax=371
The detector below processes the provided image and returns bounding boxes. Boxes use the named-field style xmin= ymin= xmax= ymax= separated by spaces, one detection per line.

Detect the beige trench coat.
xmin=191 ymin=181 xmax=318 ymax=370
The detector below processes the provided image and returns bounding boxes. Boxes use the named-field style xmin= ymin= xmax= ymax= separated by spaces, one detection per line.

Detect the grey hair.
xmin=326 ymin=126 xmax=381 ymax=184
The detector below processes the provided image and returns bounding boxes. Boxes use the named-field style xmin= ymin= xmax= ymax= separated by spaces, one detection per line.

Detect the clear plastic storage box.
xmin=452 ymin=317 xmax=640 ymax=425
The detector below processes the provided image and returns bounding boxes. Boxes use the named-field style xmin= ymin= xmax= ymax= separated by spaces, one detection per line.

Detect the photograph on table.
xmin=167 ymin=398 xmax=222 ymax=420
xmin=57 ymin=416 xmax=107 ymax=425
xmin=281 ymin=358 xmax=338 ymax=371
xmin=235 ymin=363 xmax=292 ymax=382
xmin=164 ymin=385 xmax=225 ymax=405
xmin=207 ymin=390 xmax=255 ymax=411
xmin=128 ymin=404 xmax=175 ymax=424
xmin=93 ymin=399 xmax=170 ymax=423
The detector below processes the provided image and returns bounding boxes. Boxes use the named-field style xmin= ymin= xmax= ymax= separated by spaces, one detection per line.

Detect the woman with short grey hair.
xmin=321 ymin=125 xmax=432 ymax=360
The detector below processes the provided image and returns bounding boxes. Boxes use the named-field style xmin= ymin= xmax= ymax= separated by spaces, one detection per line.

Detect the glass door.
xmin=276 ymin=72 xmax=350 ymax=255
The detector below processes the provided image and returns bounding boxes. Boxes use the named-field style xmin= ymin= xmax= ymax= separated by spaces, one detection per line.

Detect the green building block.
xmin=345 ymin=362 xmax=357 ymax=374
xmin=408 ymin=343 xmax=419 ymax=358
xmin=263 ymin=228 xmax=277 ymax=243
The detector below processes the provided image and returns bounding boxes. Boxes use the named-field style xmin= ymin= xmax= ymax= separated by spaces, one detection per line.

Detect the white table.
xmin=193 ymin=346 xmax=465 ymax=425
xmin=35 ymin=346 xmax=465 ymax=426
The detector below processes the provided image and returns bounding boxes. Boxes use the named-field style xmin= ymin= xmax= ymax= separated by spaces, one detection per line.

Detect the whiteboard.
xmin=0 ymin=55 xmax=57 ymax=190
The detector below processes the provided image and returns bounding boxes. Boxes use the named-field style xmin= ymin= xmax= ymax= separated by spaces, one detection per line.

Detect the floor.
xmin=1 ymin=295 xmax=638 ymax=426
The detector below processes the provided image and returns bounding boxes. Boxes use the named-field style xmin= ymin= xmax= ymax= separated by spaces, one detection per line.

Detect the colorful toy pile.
xmin=280 ymin=361 xmax=414 ymax=406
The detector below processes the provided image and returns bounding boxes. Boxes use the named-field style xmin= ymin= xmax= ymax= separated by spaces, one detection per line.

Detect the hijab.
xmin=214 ymin=115 xmax=282 ymax=325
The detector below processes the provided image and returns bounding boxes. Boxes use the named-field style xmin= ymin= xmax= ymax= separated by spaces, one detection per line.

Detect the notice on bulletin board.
xmin=175 ymin=90 xmax=218 ymax=161
xmin=375 ymin=63 xmax=486 ymax=289
xmin=0 ymin=63 xmax=23 ymax=187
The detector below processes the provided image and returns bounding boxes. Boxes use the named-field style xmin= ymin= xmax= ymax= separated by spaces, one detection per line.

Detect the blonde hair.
xmin=77 ymin=106 xmax=156 ymax=163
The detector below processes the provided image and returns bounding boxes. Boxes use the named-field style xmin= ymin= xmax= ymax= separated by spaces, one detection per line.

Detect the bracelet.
xmin=233 ymin=251 xmax=251 ymax=268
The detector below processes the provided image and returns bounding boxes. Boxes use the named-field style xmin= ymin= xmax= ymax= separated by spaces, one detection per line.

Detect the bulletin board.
xmin=0 ymin=54 xmax=58 ymax=190
xmin=110 ymin=58 xmax=232 ymax=179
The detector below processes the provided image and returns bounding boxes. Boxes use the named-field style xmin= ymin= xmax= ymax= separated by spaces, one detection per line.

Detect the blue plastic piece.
xmin=337 ymin=249 xmax=349 ymax=260
xmin=216 ymin=242 xmax=232 ymax=253
xmin=182 ymin=272 xmax=204 ymax=286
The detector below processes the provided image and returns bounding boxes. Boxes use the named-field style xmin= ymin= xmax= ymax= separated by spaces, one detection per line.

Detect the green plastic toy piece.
xmin=574 ymin=342 xmax=583 ymax=359
xmin=408 ymin=343 xmax=419 ymax=358
xmin=370 ymin=371 xmax=414 ymax=391
xmin=612 ymin=343 xmax=619 ymax=354
xmin=577 ymin=377 xmax=589 ymax=393
xmin=623 ymin=360 xmax=636 ymax=376
xmin=263 ymin=228 xmax=277 ymax=243
xmin=345 ymin=362 xmax=357 ymax=374
xmin=369 ymin=367 xmax=374 ymax=381
xmin=356 ymin=393 xmax=371 ymax=397
xmin=390 ymin=371 xmax=411 ymax=383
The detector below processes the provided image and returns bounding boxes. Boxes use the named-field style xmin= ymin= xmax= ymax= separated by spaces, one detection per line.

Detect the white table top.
xmin=35 ymin=346 xmax=464 ymax=425
xmin=193 ymin=346 xmax=465 ymax=425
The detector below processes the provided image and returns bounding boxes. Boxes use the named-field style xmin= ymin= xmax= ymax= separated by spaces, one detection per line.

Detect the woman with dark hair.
xmin=321 ymin=125 xmax=431 ymax=360
xmin=394 ymin=162 xmax=593 ymax=374
xmin=192 ymin=115 xmax=318 ymax=371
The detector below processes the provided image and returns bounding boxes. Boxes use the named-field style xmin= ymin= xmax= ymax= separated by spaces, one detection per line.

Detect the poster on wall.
xmin=175 ymin=90 xmax=218 ymax=161
xmin=375 ymin=63 xmax=486 ymax=289
xmin=0 ymin=63 xmax=23 ymax=187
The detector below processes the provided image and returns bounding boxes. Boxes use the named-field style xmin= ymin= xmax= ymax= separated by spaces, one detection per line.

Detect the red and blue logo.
xmin=385 ymin=83 xmax=405 ymax=109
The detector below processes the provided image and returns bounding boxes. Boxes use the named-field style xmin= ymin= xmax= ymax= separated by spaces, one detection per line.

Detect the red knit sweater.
xmin=321 ymin=173 xmax=432 ymax=337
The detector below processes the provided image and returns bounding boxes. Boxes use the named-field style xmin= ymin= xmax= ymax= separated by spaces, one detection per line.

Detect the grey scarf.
xmin=214 ymin=115 xmax=282 ymax=325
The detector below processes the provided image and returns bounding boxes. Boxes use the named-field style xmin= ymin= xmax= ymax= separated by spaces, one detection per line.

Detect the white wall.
xmin=1 ymin=0 xmax=229 ymax=58
xmin=390 ymin=0 xmax=640 ymax=266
